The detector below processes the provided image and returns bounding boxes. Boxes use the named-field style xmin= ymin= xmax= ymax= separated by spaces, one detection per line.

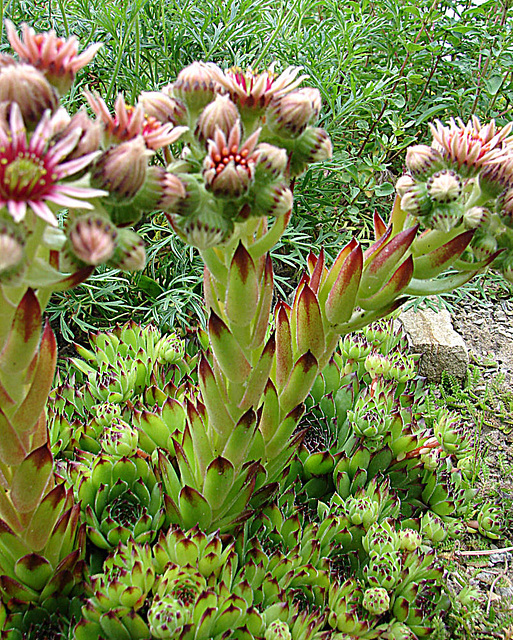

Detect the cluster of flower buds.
xmin=398 ymin=116 xmax=513 ymax=283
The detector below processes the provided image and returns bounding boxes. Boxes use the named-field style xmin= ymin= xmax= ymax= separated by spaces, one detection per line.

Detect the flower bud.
xmin=67 ymin=214 xmax=117 ymax=265
xmin=292 ymin=127 xmax=332 ymax=170
xmin=265 ymin=620 xmax=292 ymax=640
xmin=91 ymin=136 xmax=151 ymax=203
xmin=139 ymin=90 xmax=187 ymax=125
xmin=400 ymin=183 xmax=431 ymax=217
xmin=254 ymin=143 xmax=288 ymax=181
xmin=463 ymin=206 xmax=491 ymax=230
xmin=251 ymin=181 xmax=293 ymax=218
xmin=0 ymin=61 xmax=58 ymax=128
xmin=108 ymin=228 xmax=146 ymax=271
xmin=429 ymin=201 xmax=464 ymax=232
xmin=131 ymin=166 xmax=186 ymax=213
xmin=171 ymin=62 xmax=217 ymax=113
xmin=170 ymin=207 xmax=233 ymax=249
xmin=496 ymin=188 xmax=513 ymax=229
xmin=267 ymin=87 xmax=322 ymax=137
xmin=395 ymin=174 xmax=416 ymax=197
xmin=196 ymin=94 xmax=239 ymax=143
xmin=362 ymin=587 xmax=390 ymax=616
xmin=470 ymin=232 xmax=497 ymax=260
xmin=427 ymin=170 xmax=462 ymax=203
xmin=405 ymin=145 xmax=444 ymax=178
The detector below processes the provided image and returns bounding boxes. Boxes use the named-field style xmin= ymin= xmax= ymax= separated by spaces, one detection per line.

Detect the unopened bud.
xmin=427 ymin=170 xmax=462 ymax=203
xmin=68 ymin=214 xmax=117 ymax=265
xmin=0 ymin=62 xmax=58 ymax=128
xmin=139 ymin=91 xmax=187 ymax=125
xmin=251 ymin=182 xmax=293 ymax=218
xmin=254 ymin=143 xmax=288 ymax=181
xmin=470 ymin=232 xmax=497 ymax=260
xmin=397 ymin=528 xmax=422 ymax=551
xmin=496 ymin=188 xmax=513 ymax=229
xmin=400 ymin=183 xmax=431 ymax=217
xmin=131 ymin=166 xmax=186 ymax=213
xmin=267 ymin=87 xmax=321 ymax=137
xmin=395 ymin=174 xmax=415 ymax=197
xmin=53 ymin=108 xmax=101 ymax=161
xmin=430 ymin=202 xmax=464 ymax=232
xmin=91 ymin=136 xmax=151 ymax=202
xmin=463 ymin=206 xmax=491 ymax=230
xmin=405 ymin=144 xmax=444 ymax=178
xmin=101 ymin=418 xmax=138 ymax=457
xmin=171 ymin=207 xmax=233 ymax=249
xmin=196 ymin=94 xmax=239 ymax=143
xmin=171 ymin=62 xmax=217 ymax=113
xmin=108 ymin=228 xmax=146 ymax=271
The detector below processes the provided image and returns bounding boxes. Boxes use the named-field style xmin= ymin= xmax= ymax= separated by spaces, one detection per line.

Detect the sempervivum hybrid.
xmin=75 ymin=453 xmax=165 ymax=550
xmin=0 ymin=103 xmax=104 ymax=226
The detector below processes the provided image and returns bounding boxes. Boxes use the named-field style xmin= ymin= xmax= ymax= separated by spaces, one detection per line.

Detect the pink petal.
xmin=46 ymin=191 xmax=94 ymax=210
xmin=7 ymin=200 xmax=27 ymax=222
xmin=9 ymin=104 xmax=27 ymax=150
xmin=29 ymin=200 xmax=58 ymax=226
xmin=46 ymin=128 xmax=82 ymax=164
xmin=56 ymin=151 xmax=101 ymax=178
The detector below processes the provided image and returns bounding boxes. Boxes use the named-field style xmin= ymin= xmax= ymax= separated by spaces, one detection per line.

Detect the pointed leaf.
xmin=274 ymin=301 xmax=293 ymax=391
xmin=14 ymin=554 xmax=53 ymax=591
xmin=0 ymin=406 xmax=26 ymax=465
xmin=413 ymin=229 xmax=474 ymax=279
xmin=239 ymin=334 xmax=275 ymax=412
xmin=198 ymin=356 xmax=235 ymax=442
xmin=11 ymin=445 xmax=53 ymax=513
xmin=12 ymin=321 xmax=57 ymax=434
xmin=0 ymin=289 xmax=41 ymax=374
xmin=226 ymin=242 xmax=259 ymax=326
xmin=325 ymin=243 xmax=363 ymax=324
xmin=258 ymin=380 xmax=280 ymax=443
xmin=208 ymin=312 xmax=251 ymax=383
xmin=25 ymin=484 xmax=67 ymax=552
xmin=222 ymin=409 xmax=258 ymax=468
xmin=295 ymin=284 xmax=325 ymax=359
xmin=358 ymin=256 xmax=414 ymax=310
xmin=179 ymin=486 xmax=213 ymax=530
xmin=279 ymin=352 xmax=318 ymax=415
xmin=202 ymin=457 xmax=235 ymax=506
xmin=250 ymin=254 xmax=274 ymax=349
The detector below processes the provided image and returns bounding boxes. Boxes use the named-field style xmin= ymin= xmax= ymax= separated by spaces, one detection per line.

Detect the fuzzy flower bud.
xmin=400 ymin=183 xmax=431 ymax=217
xmin=67 ymin=214 xmax=117 ymax=265
xmin=131 ymin=166 xmax=186 ymax=213
xmin=108 ymin=228 xmax=146 ymax=271
xmin=427 ymin=170 xmax=462 ymax=203
xmin=254 ymin=143 xmax=288 ymax=181
xmin=196 ymin=94 xmax=239 ymax=143
xmin=251 ymin=181 xmax=293 ymax=218
xmin=139 ymin=91 xmax=187 ymax=125
xmin=0 ymin=61 xmax=58 ymax=128
xmin=91 ymin=136 xmax=151 ymax=202
xmin=171 ymin=62 xmax=217 ymax=113
xmin=171 ymin=207 xmax=232 ymax=249
xmin=430 ymin=201 xmax=464 ymax=232
xmin=496 ymin=188 xmax=513 ymax=229
xmin=405 ymin=145 xmax=444 ymax=178
xmin=290 ymin=126 xmax=332 ymax=176
xmin=395 ymin=174 xmax=416 ymax=197
xmin=265 ymin=620 xmax=292 ymax=640
xmin=0 ymin=220 xmax=25 ymax=275
xmin=463 ymin=206 xmax=491 ymax=230
xmin=470 ymin=232 xmax=497 ymax=260
xmin=362 ymin=587 xmax=390 ymax=616
xmin=267 ymin=87 xmax=322 ymax=137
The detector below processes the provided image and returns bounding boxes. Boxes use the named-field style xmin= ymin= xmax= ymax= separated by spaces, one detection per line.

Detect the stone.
xmin=398 ymin=308 xmax=469 ymax=382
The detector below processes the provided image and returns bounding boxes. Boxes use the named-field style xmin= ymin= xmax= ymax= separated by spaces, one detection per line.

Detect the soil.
xmin=441 ymin=293 xmax=513 ymax=638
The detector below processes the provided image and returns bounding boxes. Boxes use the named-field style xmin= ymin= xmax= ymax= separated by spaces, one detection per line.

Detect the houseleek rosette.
xmin=75 ymin=453 xmax=165 ymax=550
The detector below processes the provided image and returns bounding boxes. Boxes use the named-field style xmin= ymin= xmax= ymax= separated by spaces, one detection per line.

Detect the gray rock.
xmin=398 ymin=308 xmax=469 ymax=382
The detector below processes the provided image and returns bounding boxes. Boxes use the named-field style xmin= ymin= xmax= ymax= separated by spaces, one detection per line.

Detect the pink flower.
xmin=430 ymin=116 xmax=513 ymax=174
xmin=0 ymin=103 xmax=105 ymax=226
xmin=86 ymin=92 xmax=187 ymax=150
xmin=203 ymin=121 xmax=260 ymax=197
xmin=5 ymin=20 xmax=102 ymax=93
xmin=210 ymin=64 xmax=307 ymax=109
